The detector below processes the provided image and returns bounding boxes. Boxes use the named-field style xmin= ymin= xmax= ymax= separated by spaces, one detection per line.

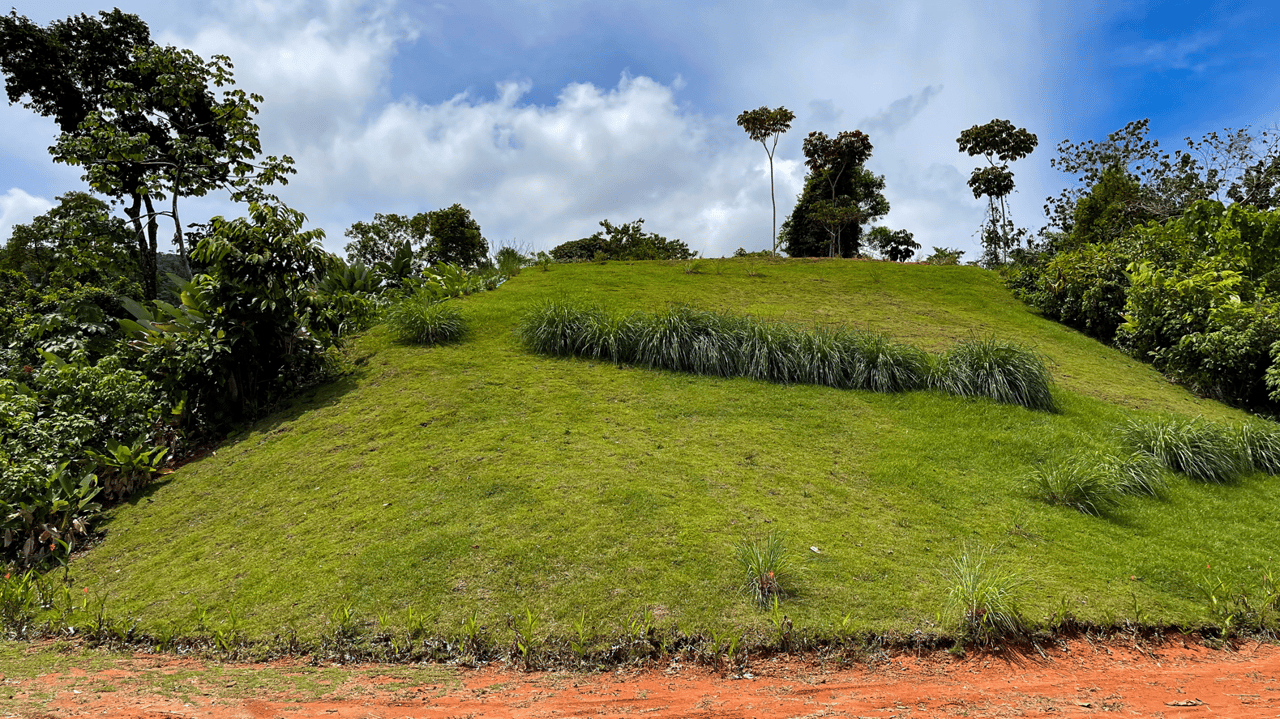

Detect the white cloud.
xmin=0 ymin=188 xmax=54 ymax=244
xmin=1 ymin=0 xmax=1099 ymax=260
xmin=293 ymin=75 xmax=796 ymax=256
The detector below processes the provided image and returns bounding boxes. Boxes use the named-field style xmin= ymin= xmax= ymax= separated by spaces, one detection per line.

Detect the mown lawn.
xmin=67 ymin=258 xmax=1278 ymax=644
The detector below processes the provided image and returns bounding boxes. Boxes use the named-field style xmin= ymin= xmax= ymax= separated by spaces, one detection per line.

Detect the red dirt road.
xmin=12 ymin=635 xmax=1280 ymax=718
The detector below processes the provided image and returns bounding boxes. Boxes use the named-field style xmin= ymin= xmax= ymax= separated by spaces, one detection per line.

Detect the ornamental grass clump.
xmin=1026 ymin=459 xmax=1122 ymax=515
xmin=516 ymin=300 xmax=603 ymax=356
xmin=942 ymin=545 xmax=1025 ymax=643
xmin=852 ymin=332 xmax=927 ymax=393
xmin=1237 ymin=421 xmax=1280 ymax=475
xmin=734 ymin=318 xmax=804 ymax=383
xmin=932 ymin=336 xmax=1056 ymax=411
xmin=1122 ymin=416 xmax=1248 ymax=484
xmin=1095 ymin=450 xmax=1168 ymax=498
xmin=385 ymin=291 xmax=466 ymax=345
xmin=733 ymin=532 xmax=796 ymax=606
xmin=517 ymin=302 xmax=1057 ymax=410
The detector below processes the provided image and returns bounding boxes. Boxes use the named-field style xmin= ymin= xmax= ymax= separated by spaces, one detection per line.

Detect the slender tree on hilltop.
xmin=957 ymin=119 xmax=1038 ymax=266
xmin=737 ymin=106 xmax=795 ymax=254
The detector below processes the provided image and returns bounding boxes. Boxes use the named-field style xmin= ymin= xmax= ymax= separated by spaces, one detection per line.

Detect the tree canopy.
xmin=549 ymin=219 xmax=694 ymax=262
xmin=0 ymin=9 xmax=294 ymax=300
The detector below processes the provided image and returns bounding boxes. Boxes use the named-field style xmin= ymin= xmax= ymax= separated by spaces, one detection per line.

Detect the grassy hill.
xmin=68 ymin=258 xmax=1277 ymax=644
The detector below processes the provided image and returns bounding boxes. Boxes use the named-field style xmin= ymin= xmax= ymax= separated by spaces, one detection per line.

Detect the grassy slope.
xmin=71 ymin=259 xmax=1277 ymax=641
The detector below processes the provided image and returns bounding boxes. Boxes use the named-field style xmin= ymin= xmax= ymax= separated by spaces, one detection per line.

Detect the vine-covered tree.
xmin=0 ymin=192 xmax=138 ymax=289
xmin=736 ymin=105 xmax=795 ymax=253
xmin=780 ymin=165 xmax=889 ymax=258
xmin=343 ymin=212 xmax=431 ymax=273
xmin=0 ymin=9 xmax=294 ymax=299
xmin=957 ymin=119 xmax=1038 ymax=266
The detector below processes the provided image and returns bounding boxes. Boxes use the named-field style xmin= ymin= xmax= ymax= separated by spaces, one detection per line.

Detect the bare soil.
xmin=5 ymin=634 xmax=1279 ymax=718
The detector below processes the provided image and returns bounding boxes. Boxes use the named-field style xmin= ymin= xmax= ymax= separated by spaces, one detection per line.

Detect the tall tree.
xmin=425 ymin=204 xmax=489 ymax=268
xmin=800 ymin=130 xmax=875 ymax=256
xmin=957 ymin=119 xmax=1038 ymax=266
xmin=736 ymin=106 xmax=795 ymax=254
xmin=343 ymin=212 xmax=432 ymax=268
xmin=0 ymin=10 xmax=293 ymax=300
xmin=781 ymin=163 xmax=889 ymax=258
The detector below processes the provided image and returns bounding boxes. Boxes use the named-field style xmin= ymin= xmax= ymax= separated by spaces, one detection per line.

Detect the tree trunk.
xmin=143 ymin=194 xmax=159 ymax=297
xmin=171 ymin=176 xmax=192 ymax=278
xmin=124 ymin=193 xmax=157 ymax=301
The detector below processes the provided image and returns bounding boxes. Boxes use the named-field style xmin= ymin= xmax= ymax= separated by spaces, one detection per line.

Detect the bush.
xmin=1095 ymin=450 xmax=1168 ymax=497
xmin=1121 ymin=416 xmax=1248 ymax=484
xmin=930 ymin=336 xmax=1056 ymax=412
xmin=385 ymin=291 xmax=467 ymax=345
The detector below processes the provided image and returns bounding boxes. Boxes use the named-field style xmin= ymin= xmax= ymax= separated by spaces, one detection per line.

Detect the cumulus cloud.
xmin=1 ymin=0 xmax=1096 ymax=259
xmin=293 ymin=74 xmax=797 ymax=256
xmin=0 ymin=188 xmax=54 ymax=243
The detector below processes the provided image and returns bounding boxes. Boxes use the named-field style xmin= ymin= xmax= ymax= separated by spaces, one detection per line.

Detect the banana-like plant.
xmin=85 ymin=436 xmax=168 ymax=501
xmin=1 ymin=462 xmax=102 ymax=565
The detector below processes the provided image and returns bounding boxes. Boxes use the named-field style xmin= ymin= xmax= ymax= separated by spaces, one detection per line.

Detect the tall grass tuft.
xmin=1095 ymin=450 xmax=1168 ymax=498
xmin=932 ymin=336 xmax=1056 ymax=412
xmin=735 ymin=318 xmax=803 ymax=383
xmin=1026 ymin=459 xmax=1122 ymax=514
xmin=942 ymin=545 xmax=1025 ymax=642
xmin=1237 ymin=421 xmax=1280 ymax=475
xmin=516 ymin=300 xmax=603 ymax=357
xmin=385 ymin=291 xmax=467 ymax=345
xmin=1122 ymin=417 xmax=1248 ymax=484
xmin=733 ymin=532 xmax=796 ymax=606
xmin=852 ymin=333 xmax=927 ymax=393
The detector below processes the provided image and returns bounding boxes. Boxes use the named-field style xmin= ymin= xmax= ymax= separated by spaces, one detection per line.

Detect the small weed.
xmin=733 ymin=531 xmax=795 ymax=606
xmin=942 ymin=544 xmax=1025 ymax=643
xmin=510 ymin=607 xmax=539 ymax=665
xmin=569 ymin=609 xmax=591 ymax=661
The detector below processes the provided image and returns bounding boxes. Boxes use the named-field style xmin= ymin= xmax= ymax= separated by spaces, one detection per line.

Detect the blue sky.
xmin=3 ymin=0 xmax=1279 ymax=260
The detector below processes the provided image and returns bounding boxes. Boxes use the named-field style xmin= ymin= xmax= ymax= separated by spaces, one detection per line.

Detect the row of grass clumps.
xmin=518 ymin=301 xmax=1056 ymax=410
xmin=1029 ymin=416 xmax=1280 ymax=515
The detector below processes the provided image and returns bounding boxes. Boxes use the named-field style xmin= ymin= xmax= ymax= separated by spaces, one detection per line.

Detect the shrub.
xmin=931 ymin=336 xmax=1056 ymax=412
xmin=1026 ymin=459 xmax=1122 ymax=514
xmin=733 ymin=532 xmax=796 ymax=606
xmin=942 ymin=545 xmax=1025 ymax=642
xmin=517 ymin=300 xmax=600 ymax=357
xmin=385 ymin=292 xmax=466 ymax=345
xmin=1121 ymin=417 xmax=1248 ymax=484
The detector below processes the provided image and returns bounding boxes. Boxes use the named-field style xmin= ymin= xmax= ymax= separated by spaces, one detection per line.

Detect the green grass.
xmin=61 ymin=258 xmax=1280 ymax=645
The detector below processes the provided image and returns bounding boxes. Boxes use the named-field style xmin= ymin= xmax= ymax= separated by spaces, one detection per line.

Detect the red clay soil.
xmin=14 ymin=635 xmax=1280 ymax=718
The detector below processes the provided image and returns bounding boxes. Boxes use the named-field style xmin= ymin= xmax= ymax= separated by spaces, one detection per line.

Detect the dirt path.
xmin=3 ymin=635 xmax=1278 ymax=718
